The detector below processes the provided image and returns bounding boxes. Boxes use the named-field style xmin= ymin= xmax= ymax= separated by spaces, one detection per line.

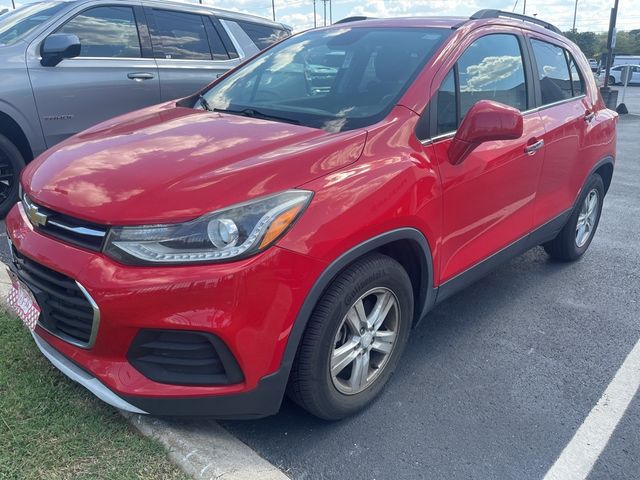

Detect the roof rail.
xmin=470 ymin=9 xmax=562 ymax=35
xmin=335 ymin=16 xmax=371 ymax=24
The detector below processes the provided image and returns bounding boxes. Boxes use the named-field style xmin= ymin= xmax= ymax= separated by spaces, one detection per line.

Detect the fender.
xmin=280 ymin=227 xmax=436 ymax=375
xmin=122 ymin=227 xmax=437 ymax=418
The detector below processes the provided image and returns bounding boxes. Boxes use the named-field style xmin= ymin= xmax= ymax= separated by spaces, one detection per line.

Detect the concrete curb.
xmin=123 ymin=413 xmax=289 ymax=480
xmin=0 ymin=260 xmax=288 ymax=480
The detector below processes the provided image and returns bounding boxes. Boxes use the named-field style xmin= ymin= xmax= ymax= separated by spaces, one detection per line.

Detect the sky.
xmin=2 ymin=0 xmax=639 ymax=33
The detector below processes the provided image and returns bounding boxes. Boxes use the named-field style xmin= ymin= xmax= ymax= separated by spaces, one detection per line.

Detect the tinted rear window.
xmin=235 ymin=20 xmax=289 ymax=50
xmin=152 ymin=9 xmax=212 ymax=60
xmin=531 ymin=39 xmax=572 ymax=105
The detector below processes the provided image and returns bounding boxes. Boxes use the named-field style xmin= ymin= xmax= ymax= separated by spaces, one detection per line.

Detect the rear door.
xmin=144 ymin=7 xmax=240 ymax=101
xmin=526 ymin=36 xmax=597 ymax=227
xmin=424 ymin=31 xmax=546 ymax=282
xmin=27 ymin=2 xmax=160 ymax=147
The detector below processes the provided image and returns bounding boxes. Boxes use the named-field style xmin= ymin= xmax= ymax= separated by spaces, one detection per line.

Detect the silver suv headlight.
xmin=104 ymin=190 xmax=313 ymax=265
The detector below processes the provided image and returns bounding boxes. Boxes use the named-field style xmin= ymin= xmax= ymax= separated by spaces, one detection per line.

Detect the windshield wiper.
xmin=213 ymin=107 xmax=300 ymax=125
xmin=198 ymin=94 xmax=213 ymax=112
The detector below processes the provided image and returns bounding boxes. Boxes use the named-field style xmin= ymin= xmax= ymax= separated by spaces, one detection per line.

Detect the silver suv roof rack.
xmin=470 ymin=9 xmax=562 ymax=35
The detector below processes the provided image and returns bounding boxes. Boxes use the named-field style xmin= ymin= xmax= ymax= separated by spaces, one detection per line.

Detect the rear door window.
xmin=566 ymin=52 xmax=585 ymax=96
xmin=151 ymin=9 xmax=212 ymax=60
xmin=58 ymin=6 xmax=141 ymax=58
xmin=234 ymin=20 xmax=289 ymax=50
xmin=530 ymin=39 xmax=572 ymax=105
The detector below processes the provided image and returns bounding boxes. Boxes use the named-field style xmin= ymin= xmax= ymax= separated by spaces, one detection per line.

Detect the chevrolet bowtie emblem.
xmin=24 ymin=197 xmax=48 ymax=227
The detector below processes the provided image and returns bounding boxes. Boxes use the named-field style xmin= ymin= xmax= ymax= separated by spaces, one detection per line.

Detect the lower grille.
xmin=128 ymin=330 xmax=244 ymax=386
xmin=12 ymin=248 xmax=98 ymax=347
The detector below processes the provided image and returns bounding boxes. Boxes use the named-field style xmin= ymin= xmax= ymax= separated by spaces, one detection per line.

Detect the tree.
xmin=564 ymin=31 xmax=599 ymax=57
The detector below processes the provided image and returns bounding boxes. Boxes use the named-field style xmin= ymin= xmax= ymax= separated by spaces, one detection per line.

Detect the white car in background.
xmin=600 ymin=65 xmax=640 ymax=85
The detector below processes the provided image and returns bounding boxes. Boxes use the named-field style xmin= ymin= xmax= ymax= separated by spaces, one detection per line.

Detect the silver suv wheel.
xmin=331 ymin=287 xmax=399 ymax=395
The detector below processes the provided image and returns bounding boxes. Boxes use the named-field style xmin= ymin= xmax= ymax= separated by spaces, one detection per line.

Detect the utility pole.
xmin=572 ymin=0 xmax=578 ymax=32
xmin=604 ymin=0 xmax=619 ymax=89
xmin=523 ymin=0 xmax=526 ymax=15
xmin=313 ymin=0 xmax=317 ymax=28
xmin=271 ymin=0 xmax=276 ymax=21
xmin=11 ymin=0 xmax=15 ymax=8
xmin=323 ymin=0 xmax=327 ymax=26
xmin=329 ymin=0 xmax=332 ymax=24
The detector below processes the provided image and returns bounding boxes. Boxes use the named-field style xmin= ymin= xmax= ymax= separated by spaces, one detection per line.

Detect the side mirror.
xmin=40 ymin=33 xmax=81 ymax=67
xmin=448 ymin=100 xmax=524 ymax=165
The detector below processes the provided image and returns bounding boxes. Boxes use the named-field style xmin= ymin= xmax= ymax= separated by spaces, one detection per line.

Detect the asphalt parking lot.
xmin=0 ymin=88 xmax=638 ymax=480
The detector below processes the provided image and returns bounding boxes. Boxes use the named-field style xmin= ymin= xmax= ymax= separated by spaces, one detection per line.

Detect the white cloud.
xmin=2 ymin=0 xmax=636 ymax=33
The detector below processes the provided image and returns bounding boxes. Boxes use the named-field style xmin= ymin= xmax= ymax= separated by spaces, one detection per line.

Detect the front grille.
xmin=128 ymin=330 xmax=244 ymax=386
xmin=12 ymin=248 xmax=98 ymax=347
xmin=22 ymin=195 xmax=108 ymax=251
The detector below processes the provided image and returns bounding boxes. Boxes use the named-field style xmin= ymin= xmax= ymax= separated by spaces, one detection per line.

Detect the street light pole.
xmin=313 ymin=0 xmax=316 ymax=28
xmin=572 ymin=0 xmax=578 ymax=32
xmin=523 ymin=0 xmax=526 ymax=15
xmin=272 ymin=0 xmax=276 ymax=21
xmin=603 ymin=0 xmax=619 ymax=89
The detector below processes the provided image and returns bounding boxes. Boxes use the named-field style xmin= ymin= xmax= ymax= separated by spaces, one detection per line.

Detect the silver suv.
xmin=0 ymin=0 xmax=290 ymax=215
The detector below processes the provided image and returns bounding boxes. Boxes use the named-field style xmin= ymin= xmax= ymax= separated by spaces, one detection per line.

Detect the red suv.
xmin=7 ymin=10 xmax=617 ymax=420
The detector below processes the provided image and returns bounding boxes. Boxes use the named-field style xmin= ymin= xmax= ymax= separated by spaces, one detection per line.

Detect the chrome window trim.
xmin=521 ymin=94 xmax=586 ymax=114
xmin=60 ymin=56 xmax=153 ymax=61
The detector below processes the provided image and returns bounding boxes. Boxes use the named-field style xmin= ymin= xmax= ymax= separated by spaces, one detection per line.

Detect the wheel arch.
xmin=593 ymin=157 xmax=614 ymax=194
xmin=280 ymin=228 xmax=436 ymax=376
xmin=0 ymin=110 xmax=34 ymax=163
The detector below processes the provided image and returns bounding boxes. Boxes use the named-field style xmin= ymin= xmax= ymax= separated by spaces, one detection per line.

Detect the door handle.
xmin=525 ymin=139 xmax=544 ymax=155
xmin=584 ymin=111 xmax=596 ymax=122
xmin=127 ymin=72 xmax=155 ymax=81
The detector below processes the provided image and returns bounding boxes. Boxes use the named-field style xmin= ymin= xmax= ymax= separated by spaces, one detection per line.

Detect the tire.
xmin=543 ymin=174 xmax=605 ymax=261
xmin=287 ymin=253 xmax=413 ymax=420
xmin=0 ymin=134 xmax=26 ymax=218
xmin=609 ymin=76 xmax=616 ymax=86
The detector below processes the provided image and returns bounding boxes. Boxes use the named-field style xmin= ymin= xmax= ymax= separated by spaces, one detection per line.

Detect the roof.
xmin=330 ymin=11 xmax=564 ymax=39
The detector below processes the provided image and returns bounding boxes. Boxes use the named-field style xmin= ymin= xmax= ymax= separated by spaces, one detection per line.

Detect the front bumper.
xmin=6 ymin=203 xmax=326 ymax=417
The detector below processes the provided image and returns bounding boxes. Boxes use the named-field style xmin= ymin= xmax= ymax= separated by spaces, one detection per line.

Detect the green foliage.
xmin=564 ymin=30 xmax=640 ymax=59
xmin=0 ymin=312 xmax=188 ymax=480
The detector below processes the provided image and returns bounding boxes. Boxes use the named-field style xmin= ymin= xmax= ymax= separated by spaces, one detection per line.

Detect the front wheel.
xmin=0 ymin=134 xmax=26 ymax=217
xmin=543 ymin=174 xmax=605 ymax=261
xmin=287 ymin=253 xmax=413 ymax=420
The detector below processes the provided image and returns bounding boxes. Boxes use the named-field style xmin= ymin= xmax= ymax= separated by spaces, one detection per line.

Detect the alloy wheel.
xmin=330 ymin=287 xmax=400 ymax=395
xmin=0 ymin=149 xmax=15 ymax=201
xmin=576 ymin=188 xmax=599 ymax=248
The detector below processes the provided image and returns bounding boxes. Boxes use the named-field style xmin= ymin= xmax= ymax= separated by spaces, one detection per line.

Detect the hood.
xmin=23 ymin=103 xmax=367 ymax=225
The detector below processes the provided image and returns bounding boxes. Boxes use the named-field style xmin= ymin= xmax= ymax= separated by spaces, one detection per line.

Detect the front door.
xmin=427 ymin=33 xmax=546 ymax=282
xmin=27 ymin=3 xmax=160 ymax=147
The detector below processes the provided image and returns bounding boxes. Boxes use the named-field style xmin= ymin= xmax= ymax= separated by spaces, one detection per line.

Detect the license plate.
xmin=6 ymin=270 xmax=41 ymax=331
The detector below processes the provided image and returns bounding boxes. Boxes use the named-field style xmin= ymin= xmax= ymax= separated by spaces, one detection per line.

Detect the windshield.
xmin=0 ymin=2 xmax=66 ymax=46
xmin=198 ymin=27 xmax=450 ymax=132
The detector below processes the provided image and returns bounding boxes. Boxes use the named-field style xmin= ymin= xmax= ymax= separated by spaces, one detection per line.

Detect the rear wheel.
xmin=608 ymin=75 xmax=616 ymax=86
xmin=288 ymin=253 xmax=413 ymax=420
xmin=0 ymin=134 xmax=25 ymax=217
xmin=543 ymin=174 xmax=604 ymax=261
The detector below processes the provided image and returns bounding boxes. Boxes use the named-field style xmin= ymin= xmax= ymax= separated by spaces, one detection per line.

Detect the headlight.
xmin=104 ymin=190 xmax=313 ymax=265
